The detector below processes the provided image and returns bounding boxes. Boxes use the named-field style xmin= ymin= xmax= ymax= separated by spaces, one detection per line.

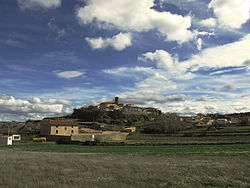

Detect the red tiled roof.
xmin=45 ymin=120 xmax=78 ymax=126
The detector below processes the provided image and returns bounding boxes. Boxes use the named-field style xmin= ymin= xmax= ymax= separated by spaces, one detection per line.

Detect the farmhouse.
xmin=40 ymin=119 xmax=79 ymax=136
xmin=39 ymin=119 xmax=128 ymax=143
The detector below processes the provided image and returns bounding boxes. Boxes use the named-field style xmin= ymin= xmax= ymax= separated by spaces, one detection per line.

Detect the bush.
xmin=142 ymin=114 xmax=189 ymax=134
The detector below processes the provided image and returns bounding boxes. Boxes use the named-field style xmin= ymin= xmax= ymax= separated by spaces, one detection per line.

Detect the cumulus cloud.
xmin=136 ymin=73 xmax=177 ymax=91
xmin=102 ymin=34 xmax=250 ymax=115
xmin=76 ymin=0 xmax=194 ymax=42
xmin=138 ymin=49 xmax=193 ymax=80
xmin=199 ymin=18 xmax=217 ymax=27
xmin=54 ymin=70 xmax=85 ymax=79
xmin=85 ymin=33 xmax=132 ymax=51
xmin=0 ymin=95 xmax=72 ymax=120
xmin=17 ymin=0 xmax=61 ymax=11
xmin=184 ymin=34 xmax=250 ymax=71
xmin=165 ymin=98 xmax=250 ymax=116
xmin=30 ymin=97 xmax=72 ymax=105
xmin=209 ymin=0 xmax=250 ymax=28
xmin=0 ymin=94 xmax=12 ymax=100
xmin=138 ymin=50 xmax=177 ymax=71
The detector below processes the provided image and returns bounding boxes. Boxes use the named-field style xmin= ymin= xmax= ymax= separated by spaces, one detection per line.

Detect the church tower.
xmin=115 ymin=96 xmax=119 ymax=105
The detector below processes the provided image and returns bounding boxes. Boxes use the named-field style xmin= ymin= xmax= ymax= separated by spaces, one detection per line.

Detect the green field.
xmin=1 ymin=125 xmax=250 ymax=187
xmin=1 ymin=141 xmax=250 ymax=157
xmin=0 ymin=148 xmax=249 ymax=187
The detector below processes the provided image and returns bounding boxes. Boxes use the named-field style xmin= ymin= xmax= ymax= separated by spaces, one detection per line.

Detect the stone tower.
xmin=115 ymin=96 xmax=119 ymax=105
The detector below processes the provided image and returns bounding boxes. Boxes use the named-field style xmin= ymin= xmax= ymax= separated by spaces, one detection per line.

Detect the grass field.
xmin=1 ymin=125 xmax=250 ymax=187
xmin=0 ymin=150 xmax=249 ymax=188
xmin=126 ymin=133 xmax=250 ymax=145
xmin=125 ymin=125 xmax=250 ymax=145
xmin=1 ymin=142 xmax=250 ymax=157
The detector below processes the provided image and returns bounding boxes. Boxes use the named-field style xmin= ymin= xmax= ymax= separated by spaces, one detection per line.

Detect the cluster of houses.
xmin=182 ymin=114 xmax=244 ymax=126
xmin=81 ymin=96 xmax=161 ymax=114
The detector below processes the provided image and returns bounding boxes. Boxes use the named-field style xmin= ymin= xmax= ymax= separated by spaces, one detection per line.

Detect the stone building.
xmin=40 ymin=119 xmax=79 ymax=136
xmin=99 ymin=96 xmax=123 ymax=111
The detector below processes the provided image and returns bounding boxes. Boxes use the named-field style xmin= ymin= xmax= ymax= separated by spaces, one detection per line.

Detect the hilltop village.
xmin=0 ymin=97 xmax=162 ymax=145
xmin=75 ymin=96 xmax=161 ymax=114
xmin=0 ymin=96 xmax=249 ymax=145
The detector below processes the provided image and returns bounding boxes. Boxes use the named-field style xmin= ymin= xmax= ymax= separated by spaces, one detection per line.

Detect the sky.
xmin=0 ymin=0 xmax=250 ymax=121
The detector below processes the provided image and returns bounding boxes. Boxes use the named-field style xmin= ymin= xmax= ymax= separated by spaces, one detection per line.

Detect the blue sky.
xmin=0 ymin=0 xmax=250 ymax=121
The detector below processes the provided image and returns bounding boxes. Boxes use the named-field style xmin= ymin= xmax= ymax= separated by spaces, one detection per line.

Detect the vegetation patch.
xmin=0 ymin=151 xmax=249 ymax=188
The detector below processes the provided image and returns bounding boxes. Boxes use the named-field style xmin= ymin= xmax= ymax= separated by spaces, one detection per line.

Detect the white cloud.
xmin=209 ymin=67 xmax=244 ymax=75
xmin=54 ymin=71 xmax=85 ymax=79
xmin=199 ymin=18 xmax=217 ymax=27
xmin=30 ymin=97 xmax=72 ymax=105
xmin=136 ymin=72 xmax=177 ymax=91
xmin=138 ymin=33 xmax=250 ymax=80
xmin=185 ymin=34 xmax=250 ymax=71
xmin=0 ymin=95 xmax=71 ymax=120
xmin=85 ymin=33 xmax=132 ymax=51
xmin=166 ymin=99 xmax=250 ymax=116
xmin=138 ymin=49 xmax=193 ymax=80
xmin=175 ymin=72 xmax=195 ymax=80
xmin=196 ymin=38 xmax=202 ymax=50
xmin=209 ymin=0 xmax=250 ymax=29
xmin=103 ymin=66 xmax=154 ymax=78
xmin=43 ymin=99 xmax=72 ymax=105
xmin=77 ymin=0 xmax=194 ymax=43
xmin=17 ymin=0 xmax=61 ymax=11
xmin=197 ymin=31 xmax=215 ymax=37
xmin=101 ymin=34 xmax=250 ymax=115
xmin=138 ymin=50 xmax=176 ymax=71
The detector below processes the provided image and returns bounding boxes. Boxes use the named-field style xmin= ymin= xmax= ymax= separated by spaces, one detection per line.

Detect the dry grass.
xmin=0 ymin=150 xmax=249 ymax=188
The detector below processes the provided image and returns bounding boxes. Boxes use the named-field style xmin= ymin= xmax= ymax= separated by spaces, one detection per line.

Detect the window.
xmin=71 ymin=130 xmax=74 ymax=133
xmin=65 ymin=127 xmax=67 ymax=130
xmin=72 ymin=125 xmax=74 ymax=128
xmin=56 ymin=130 xmax=58 ymax=134
xmin=56 ymin=125 xmax=58 ymax=128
